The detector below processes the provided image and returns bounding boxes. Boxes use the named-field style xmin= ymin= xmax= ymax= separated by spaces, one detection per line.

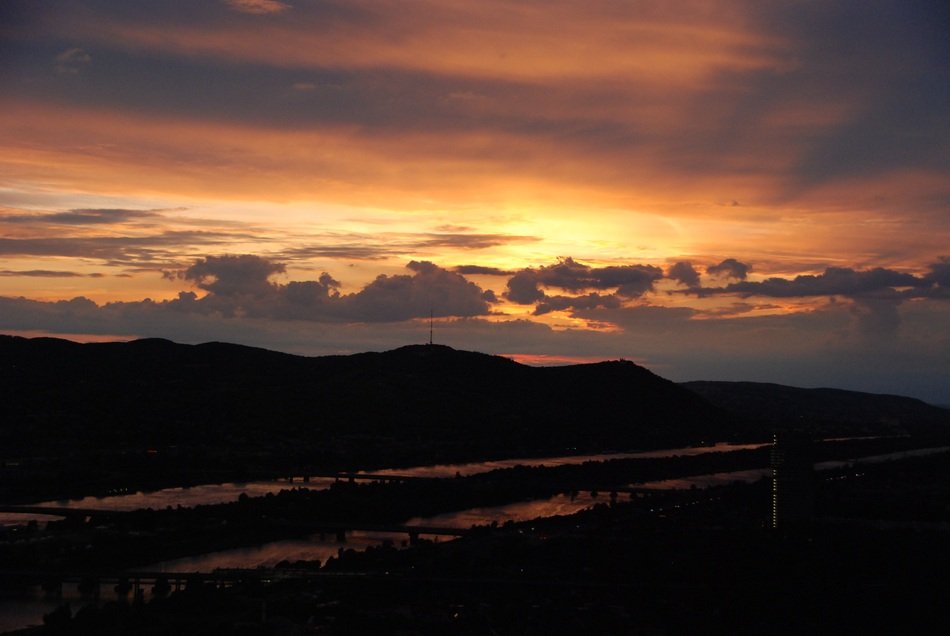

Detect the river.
xmin=142 ymin=444 xmax=950 ymax=572
xmin=3 ymin=442 xmax=946 ymax=633
xmin=1 ymin=442 xmax=766 ymax=528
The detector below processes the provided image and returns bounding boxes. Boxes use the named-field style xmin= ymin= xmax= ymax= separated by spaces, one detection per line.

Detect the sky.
xmin=1 ymin=0 xmax=948 ymax=403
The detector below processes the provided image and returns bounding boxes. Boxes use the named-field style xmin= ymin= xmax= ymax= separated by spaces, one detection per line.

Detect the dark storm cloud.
xmin=505 ymin=258 xmax=663 ymax=304
xmin=667 ymin=261 xmax=700 ymax=287
xmin=706 ymin=258 xmax=750 ymax=280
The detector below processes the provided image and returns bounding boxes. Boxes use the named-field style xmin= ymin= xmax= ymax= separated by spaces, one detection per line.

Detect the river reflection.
xmin=633 ymin=445 xmax=950 ymax=490
xmin=11 ymin=442 xmax=945 ymax=527
xmin=404 ymin=492 xmax=605 ymax=529
xmin=140 ymin=531 xmax=409 ymax=573
xmin=0 ymin=512 xmax=63 ymax=529
xmin=144 ymin=492 xmax=606 ymax=574
xmin=35 ymin=478 xmax=340 ymax=513
xmin=367 ymin=442 xmax=768 ymax=479
xmin=14 ymin=440 xmax=930 ymax=528
xmin=635 ymin=469 xmax=770 ymax=490
xmin=815 ymin=445 xmax=950 ymax=470
xmin=14 ymin=442 xmax=764 ymax=522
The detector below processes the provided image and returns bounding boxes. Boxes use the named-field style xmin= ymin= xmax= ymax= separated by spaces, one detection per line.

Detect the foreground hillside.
xmin=0 ymin=336 xmax=734 ymax=463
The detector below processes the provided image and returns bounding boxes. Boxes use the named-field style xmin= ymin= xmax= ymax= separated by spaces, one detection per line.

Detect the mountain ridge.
xmin=0 ymin=335 xmax=735 ymax=460
xmin=2 ymin=335 xmax=946 ymax=465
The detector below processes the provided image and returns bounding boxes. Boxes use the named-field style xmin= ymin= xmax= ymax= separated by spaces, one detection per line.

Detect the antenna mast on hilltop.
xmin=428 ymin=309 xmax=434 ymax=345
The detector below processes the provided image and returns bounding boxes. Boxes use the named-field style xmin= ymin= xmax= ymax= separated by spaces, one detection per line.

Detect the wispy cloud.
xmin=0 ymin=232 xmax=249 ymax=265
xmin=0 ymin=270 xmax=103 ymax=278
xmin=3 ymin=208 xmax=162 ymax=225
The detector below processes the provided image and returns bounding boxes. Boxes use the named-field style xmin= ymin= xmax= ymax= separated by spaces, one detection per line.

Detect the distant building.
xmin=770 ymin=430 xmax=814 ymax=529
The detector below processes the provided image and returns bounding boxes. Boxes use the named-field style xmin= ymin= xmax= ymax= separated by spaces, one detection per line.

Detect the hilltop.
xmin=0 ymin=336 xmax=734 ymax=464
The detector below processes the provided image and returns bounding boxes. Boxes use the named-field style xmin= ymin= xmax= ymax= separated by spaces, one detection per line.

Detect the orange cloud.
xmin=55 ymin=1 xmax=786 ymax=84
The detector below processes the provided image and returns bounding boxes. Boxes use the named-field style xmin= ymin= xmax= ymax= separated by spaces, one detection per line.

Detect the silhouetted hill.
xmin=0 ymin=336 xmax=737 ymax=462
xmin=681 ymin=381 xmax=950 ymax=438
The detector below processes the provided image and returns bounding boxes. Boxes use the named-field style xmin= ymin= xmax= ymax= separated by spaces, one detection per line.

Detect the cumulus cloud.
xmin=505 ymin=257 xmax=663 ymax=305
xmin=166 ymin=255 xmax=492 ymax=322
xmin=339 ymin=260 xmax=493 ymax=321
xmin=694 ymin=264 xmax=948 ymax=341
xmin=533 ymin=293 xmax=621 ymax=316
xmin=706 ymin=258 xmax=750 ymax=280
xmin=1 ymin=277 xmax=948 ymax=403
xmin=717 ymin=267 xmax=924 ymax=298
xmin=183 ymin=254 xmax=285 ymax=297
xmin=924 ymin=257 xmax=950 ymax=288
xmin=667 ymin=261 xmax=700 ymax=287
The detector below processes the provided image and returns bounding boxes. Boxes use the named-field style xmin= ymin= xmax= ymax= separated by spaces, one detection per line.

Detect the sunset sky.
xmin=1 ymin=1 xmax=948 ymax=402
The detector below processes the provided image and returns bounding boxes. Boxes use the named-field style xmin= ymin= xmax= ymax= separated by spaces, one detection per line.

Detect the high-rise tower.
xmin=770 ymin=430 xmax=814 ymax=530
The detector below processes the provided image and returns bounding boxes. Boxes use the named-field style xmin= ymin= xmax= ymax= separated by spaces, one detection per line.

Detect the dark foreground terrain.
xmin=8 ymin=449 xmax=950 ymax=635
xmin=2 ymin=336 xmax=949 ymax=634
